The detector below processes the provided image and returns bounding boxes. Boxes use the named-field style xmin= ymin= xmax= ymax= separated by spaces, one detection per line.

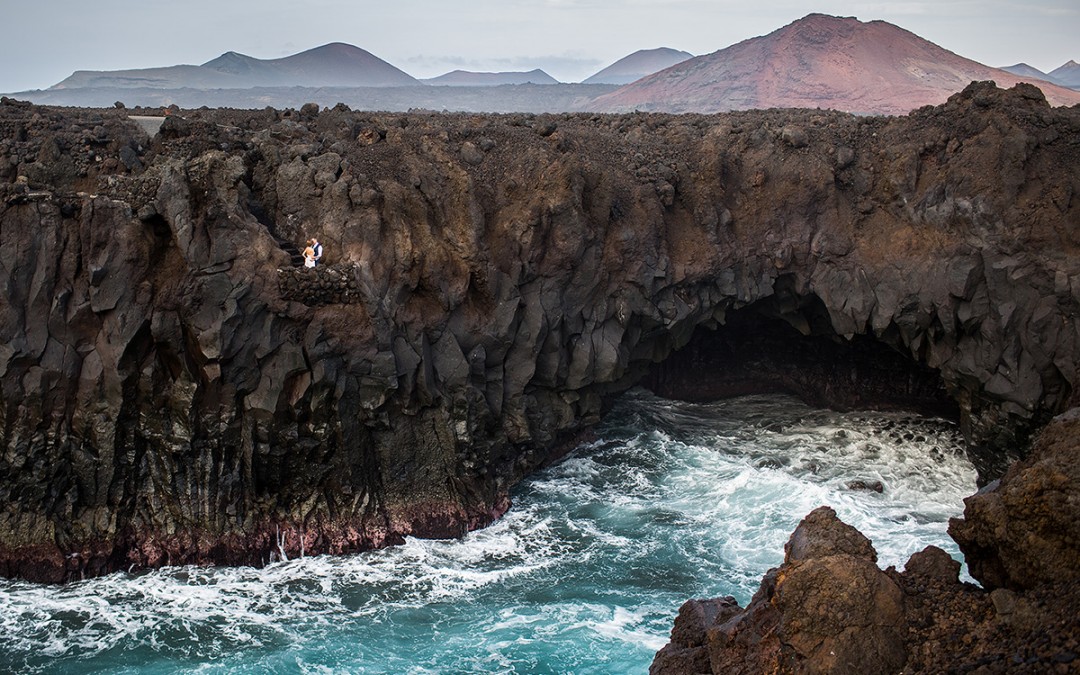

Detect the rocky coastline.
xmin=1 ymin=77 xmax=1078 ymax=654
xmin=651 ymin=409 xmax=1080 ymax=673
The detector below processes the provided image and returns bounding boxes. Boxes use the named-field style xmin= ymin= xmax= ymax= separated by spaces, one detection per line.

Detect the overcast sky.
xmin=1 ymin=0 xmax=1077 ymax=93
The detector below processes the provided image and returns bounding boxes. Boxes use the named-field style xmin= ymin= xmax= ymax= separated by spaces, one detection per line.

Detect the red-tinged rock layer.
xmin=590 ymin=14 xmax=1080 ymax=115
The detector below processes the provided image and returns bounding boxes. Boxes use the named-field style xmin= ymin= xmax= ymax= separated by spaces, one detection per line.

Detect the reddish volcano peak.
xmin=589 ymin=13 xmax=1080 ymax=115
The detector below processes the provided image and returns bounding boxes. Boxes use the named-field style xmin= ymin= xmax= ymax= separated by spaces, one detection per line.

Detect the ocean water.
xmin=0 ymin=391 xmax=977 ymax=674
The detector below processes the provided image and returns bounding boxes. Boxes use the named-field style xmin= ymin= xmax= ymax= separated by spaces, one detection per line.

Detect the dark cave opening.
xmin=639 ymin=289 xmax=960 ymax=423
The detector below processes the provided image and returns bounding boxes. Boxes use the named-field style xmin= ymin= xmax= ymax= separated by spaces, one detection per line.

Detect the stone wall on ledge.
xmin=277 ymin=264 xmax=365 ymax=306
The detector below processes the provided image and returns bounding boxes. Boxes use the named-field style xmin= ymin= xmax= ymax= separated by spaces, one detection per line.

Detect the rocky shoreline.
xmin=651 ymin=409 xmax=1080 ymax=673
xmin=1 ymin=80 xmax=1078 ymax=601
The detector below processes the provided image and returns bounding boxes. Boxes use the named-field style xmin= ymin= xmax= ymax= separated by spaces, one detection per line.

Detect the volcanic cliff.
xmin=0 ymin=81 xmax=1078 ymax=589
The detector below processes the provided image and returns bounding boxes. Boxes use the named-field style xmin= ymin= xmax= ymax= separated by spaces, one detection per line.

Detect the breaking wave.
xmin=0 ymin=391 xmax=976 ymax=673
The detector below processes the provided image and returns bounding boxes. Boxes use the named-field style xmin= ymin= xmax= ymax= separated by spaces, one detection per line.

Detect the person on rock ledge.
xmin=311 ymin=236 xmax=323 ymax=266
xmin=303 ymin=239 xmax=316 ymax=268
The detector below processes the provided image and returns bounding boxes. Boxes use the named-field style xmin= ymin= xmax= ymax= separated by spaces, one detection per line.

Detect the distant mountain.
xmin=201 ymin=51 xmax=280 ymax=83
xmin=999 ymin=63 xmax=1057 ymax=82
xmin=1048 ymin=60 xmax=1080 ymax=89
xmin=52 ymin=43 xmax=419 ymax=90
xmin=582 ymin=48 xmax=694 ymax=85
xmin=588 ymin=14 xmax=1080 ymax=115
xmin=258 ymin=43 xmax=419 ymax=87
xmin=52 ymin=65 xmax=239 ymax=90
xmin=423 ymin=69 xmax=559 ymax=86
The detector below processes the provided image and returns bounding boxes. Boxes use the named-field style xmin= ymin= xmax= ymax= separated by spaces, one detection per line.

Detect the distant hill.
xmin=52 ymin=43 xmax=419 ymax=90
xmin=999 ymin=63 xmax=1057 ymax=82
xmin=588 ymin=14 xmax=1080 ymax=115
xmin=201 ymin=52 xmax=282 ymax=84
xmin=1048 ymin=60 xmax=1080 ymax=89
xmin=52 ymin=65 xmax=239 ymax=90
xmin=582 ymin=48 xmax=693 ymax=85
xmin=423 ymin=69 xmax=559 ymax=86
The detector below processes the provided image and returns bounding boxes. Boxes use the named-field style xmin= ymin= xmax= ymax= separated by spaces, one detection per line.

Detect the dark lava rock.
xmin=781 ymin=125 xmax=809 ymax=148
xmin=949 ymin=409 xmax=1080 ymax=591
xmin=0 ymin=82 xmax=1079 ymax=582
xmin=846 ymin=479 xmax=884 ymax=493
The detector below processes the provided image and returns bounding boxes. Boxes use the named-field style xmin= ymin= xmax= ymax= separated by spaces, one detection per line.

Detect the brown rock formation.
xmin=950 ymin=409 xmax=1080 ymax=591
xmin=0 ymin=80 xmax=1078 ymax=582
xmin=653 ymin=412 xmax=1080 ymax=673
xmin=655 ymin=507 xmax=910 ymax=675
xmin=589 ymin=14 xmax=1080 ymax=114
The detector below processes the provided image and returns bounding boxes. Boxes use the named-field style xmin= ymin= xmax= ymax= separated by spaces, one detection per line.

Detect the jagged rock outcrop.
xmin=949 ymin=408 xmax=1080 ymax=591
xmin=653 ymin=411 xmax=1080 ymax=673
xmin=653 ymin=507 xmax=908 ymax=674
xmin=1 ymin=80 xmax=1078 ymax=581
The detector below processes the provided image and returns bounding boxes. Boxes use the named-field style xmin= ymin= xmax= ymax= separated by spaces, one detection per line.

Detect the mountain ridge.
xmin=35 ymin=21 xmax=1080 ymax=113
xmin=1048 ymin=60 xmax=1080 ymax=89
xmin=53 ymin=42 xmax=419 ymax=90
xmin=999 ymin=62 xmax=1056 ymax=83
xmin=588 ymin=13 xmax=1080 ymax=114
xmin=582 ymin=47 xmax=694 ymax=85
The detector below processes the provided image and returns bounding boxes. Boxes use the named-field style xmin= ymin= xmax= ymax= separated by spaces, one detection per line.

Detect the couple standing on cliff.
xmin=303 ymin=238 xmax=323 ymax=268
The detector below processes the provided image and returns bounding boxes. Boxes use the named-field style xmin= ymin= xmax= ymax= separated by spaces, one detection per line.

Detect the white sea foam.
xmin=0 ymin=391 xmax=978 ymax=674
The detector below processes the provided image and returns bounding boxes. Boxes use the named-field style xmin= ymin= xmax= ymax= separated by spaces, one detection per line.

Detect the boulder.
xmin=684 ymin=507 xmax=907 ymax=675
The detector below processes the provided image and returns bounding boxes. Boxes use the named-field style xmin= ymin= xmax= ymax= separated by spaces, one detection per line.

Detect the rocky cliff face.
xmin=1 ymin=81 xmax=1078 ymax=582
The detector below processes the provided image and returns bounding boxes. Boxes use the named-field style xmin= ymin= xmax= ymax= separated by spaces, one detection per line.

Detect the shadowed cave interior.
xmin=637 ymin=285 xmax=960 ymax=426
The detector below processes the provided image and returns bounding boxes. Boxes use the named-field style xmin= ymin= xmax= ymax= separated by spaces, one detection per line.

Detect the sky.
xmin=1 ymin=0 xmax=1077 ymax=93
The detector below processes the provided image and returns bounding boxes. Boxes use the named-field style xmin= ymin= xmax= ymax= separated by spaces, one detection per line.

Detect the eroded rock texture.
xmin=950 ymin=409 xmax=1080 ymax=591
xmin=653 ymin=507 xmax=908 ymax=675
xmin=1 ymin=81 xmax=1078 ymax=581
xmin=653 ymin=412 xmax=1080 ymax=674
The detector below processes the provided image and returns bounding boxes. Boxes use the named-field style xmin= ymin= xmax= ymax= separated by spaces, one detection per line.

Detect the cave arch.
xmin=637 ymin=281 xmax=960 ymax=428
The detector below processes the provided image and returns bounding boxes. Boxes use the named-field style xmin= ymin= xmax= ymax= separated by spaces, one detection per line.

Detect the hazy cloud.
xmin=1040 ymin=7 xmax=1079 ymax=15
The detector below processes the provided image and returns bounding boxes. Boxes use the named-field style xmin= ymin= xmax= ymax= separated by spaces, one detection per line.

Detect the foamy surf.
xmin=0 ymin=391 xmax=977 ymax=673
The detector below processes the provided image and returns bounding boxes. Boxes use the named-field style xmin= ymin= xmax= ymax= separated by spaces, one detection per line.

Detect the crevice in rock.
xmin=242 ymin=171 xmax=305 ymax=267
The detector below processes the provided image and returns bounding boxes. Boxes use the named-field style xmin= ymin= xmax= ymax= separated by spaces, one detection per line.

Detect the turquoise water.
xmin=0 ymin=391 xmax=976 ymax=674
